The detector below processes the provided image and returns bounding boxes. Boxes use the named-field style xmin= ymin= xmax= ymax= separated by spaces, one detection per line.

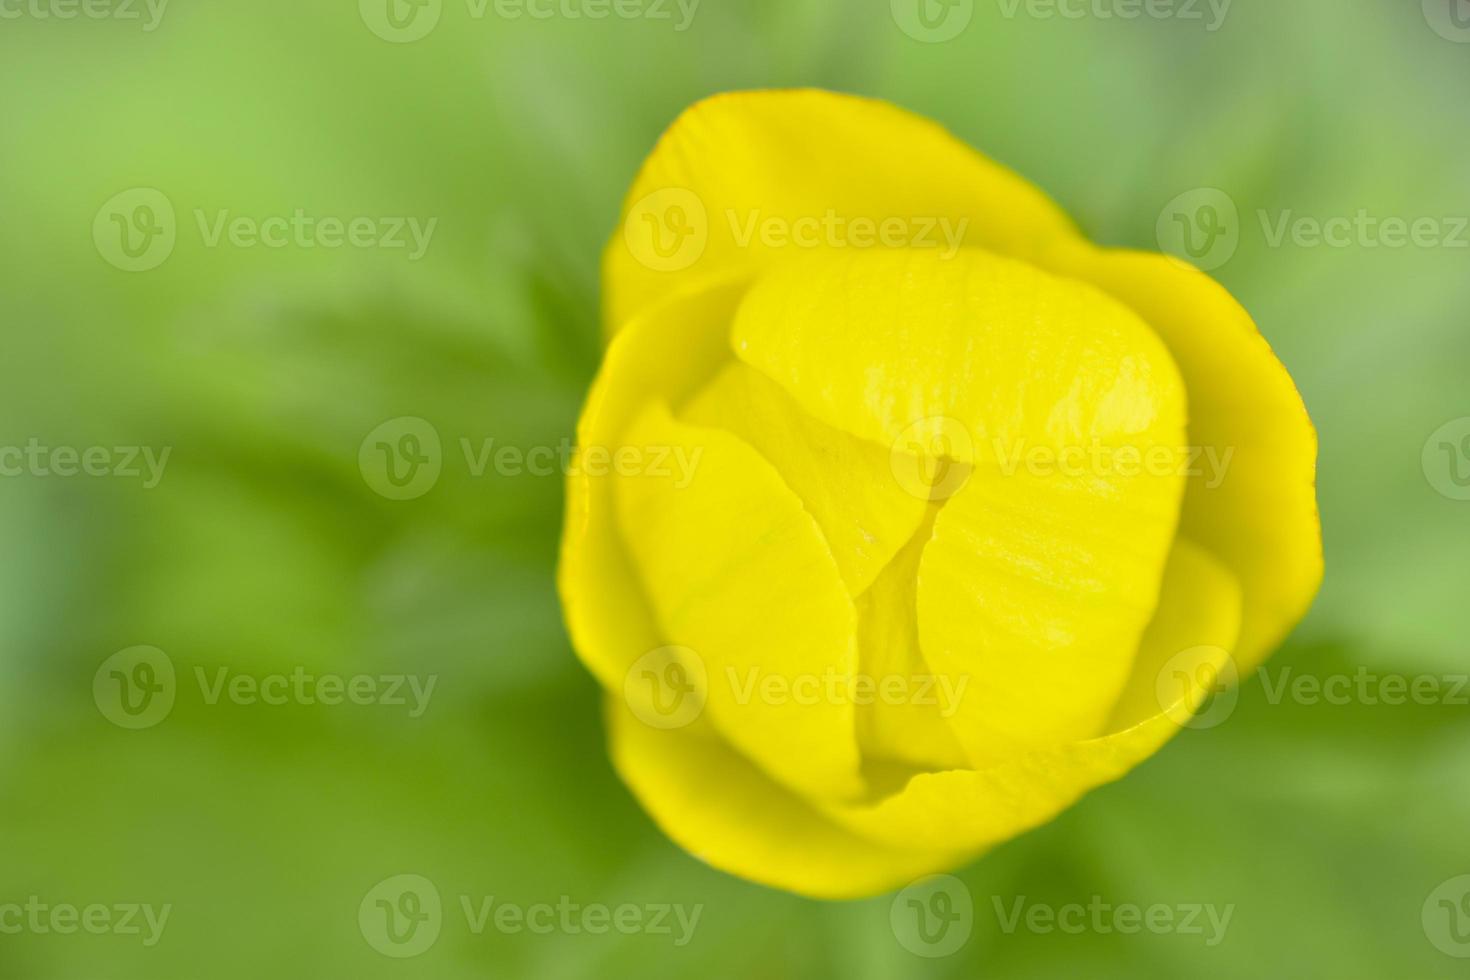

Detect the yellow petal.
xmin=558 ymin=275 xmax=745 ymax=696
xmin=1105 ymin=538 xmax=1243 ymax=732
xmin=723 ymin=246 xmax=1188 ymax=758
xmin=681 ymin=361 xmax=929 ymax=596
xmin=605 ymin=89 xmax=1077 ymax=335
xmin=613 ymin=400 xmax=864 ymax=802
xmin=917 ymin=454 xmax=1186 ymax=761
xmin=607 ymin=694 xmax=961 ymax=900
xmin=731 ymin=248 xmax=1186 ymax=466
xmin=819 ymin=538 xmax=1242 ymax=855
xmin=854 ymin=506 xmax=971 ymax=774
xmin=1040 ymin=240 xmax=1323 ymax=672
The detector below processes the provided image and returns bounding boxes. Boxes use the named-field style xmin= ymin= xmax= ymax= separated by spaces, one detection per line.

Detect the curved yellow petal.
xmin=854 ymin=506 xmax=972 ymax=774
xmin=558 ymin=274 xmax=745 ymax=695
xmin=607 ymin=695 xmax=961 ymax=900
xmin=1104 ymin=539 xmax=1243 ymax=732
xmin=1040 ymin=239 xmax=1323 ymax=672
xmin=605 ymin=89 xmax=1078 ymax=335
xmin=613 ymin=400 xmax=864 ymax=802
xmin=731 ymin=248 xmax=1186 ymax=465
xmin=681 ymin=361 xmax=929 ymax=596
xmin=820 ymin=538 xmax=1242 ymax=855
xmin=917 ymin=454 xmax=1186 ymax=762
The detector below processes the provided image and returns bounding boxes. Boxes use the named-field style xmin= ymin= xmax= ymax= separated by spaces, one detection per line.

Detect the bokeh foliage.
xmin=1 ymin=0 xmax=1467 ymax=976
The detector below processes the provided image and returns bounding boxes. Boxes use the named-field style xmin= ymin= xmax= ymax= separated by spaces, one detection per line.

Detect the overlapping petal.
xmin=605 ymin=89 xmax=1078 ymax=334
xmin=565 ymin=88 xmax=1321 ymax=900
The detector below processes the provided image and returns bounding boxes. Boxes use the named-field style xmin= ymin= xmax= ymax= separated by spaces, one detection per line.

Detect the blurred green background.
xmin=2 ymin=0 xmax=1468 ymax=976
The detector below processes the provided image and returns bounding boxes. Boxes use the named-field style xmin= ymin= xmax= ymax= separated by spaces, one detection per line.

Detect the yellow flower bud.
xmin=560 ymin=89 xmax=1322 ymax=899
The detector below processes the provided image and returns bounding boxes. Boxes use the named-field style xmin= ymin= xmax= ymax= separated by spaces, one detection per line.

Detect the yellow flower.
xmin=560 ymin=89 xmax=1321 ymax=899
